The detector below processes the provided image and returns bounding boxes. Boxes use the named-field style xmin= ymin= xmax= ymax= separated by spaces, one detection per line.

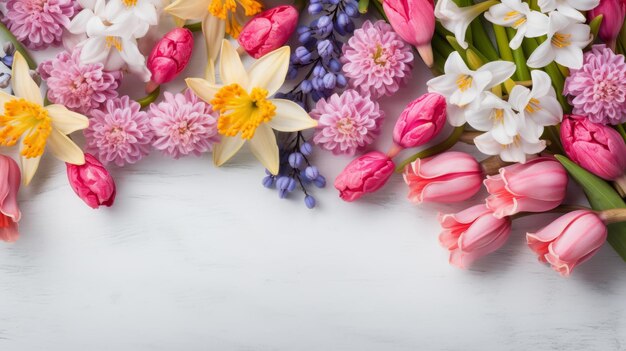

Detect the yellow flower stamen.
xmin=122 ymin=0 xmax=138 ymax=6
xmin=525 ymin=98 xmax=542 ymax=113
xmin=0 ymin=99 xmax=52 ymax=158
xmin=502 ymin=135 xmax=522 ymax=149
xmin=493 ymin=109 xmax=504 ymax=123
xmin=551 ymin=33 xmax=572 ymax=48
xmin=208 ymin=0 xmax=262 ymax=38
xmin=456 ymin=75 xmax=473 ymax=92
xmin=211 ymin=84 xmax=276 ymax=140
xmin=504 ymin=10 xmax=519 ymax=20
xmin=504 ymin=11 xmax=526 ymax=29
xmin=372 ymin=45 xmax=387 ymax=66
xmin=105 ymin=36 xmax=123 ymax=51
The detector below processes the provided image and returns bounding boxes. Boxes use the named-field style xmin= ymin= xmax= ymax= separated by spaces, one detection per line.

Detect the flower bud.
xmin=0 ymin=154 xmax=21 ymax=242
xmin=66 ymin=154 xmax=116 ymax=209
xmin=335 ymin=151 xmax=395 ymax=202
xmin=238 ymin=5 xmax=299 ymax=59
xmin=393 ymin=93 xmax=446 ymax=149
xmin=383 ymin=0 xmax=435 ymax=66
xmin=588 ymin=0 xmax=625 ymax=49
xmin=560 ymin=114 xmax=626 ymax=181
xmin=146 ymin=28 xmax=194 ymax=91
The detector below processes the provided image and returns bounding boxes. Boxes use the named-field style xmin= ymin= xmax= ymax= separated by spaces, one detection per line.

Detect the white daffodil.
xmin=538 ymin=0 xmax=599 ymax=22
xmin=474 ymin=132 xmax=546 ymax=163
xmin=508 ymin=70 xmax=563 ymax=140
xmin=527 ymin=11 xmax=592 ymax=69
xmin=104 ymin=0 xmax=162 ymax=38
xmin=427 ymin=52 xmax=516 ymax=126
xmin=186 ymin=40 xmax=317 ymax=175
xmin=484 ymin=0 xmax=549 ymax=49
xmin=435 ymin=0 xmax=498 ymax=49
xmin=0 ymin=52 xmax=89 ymax=185
xmin=68 ymin=0 xmax=150 ymax=81
xmin=466 ymin=92 xmax=519 ymax=144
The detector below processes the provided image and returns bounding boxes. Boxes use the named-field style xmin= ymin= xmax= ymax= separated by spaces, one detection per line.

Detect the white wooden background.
xmin=1 ymin=11 xmax=626 ymax=351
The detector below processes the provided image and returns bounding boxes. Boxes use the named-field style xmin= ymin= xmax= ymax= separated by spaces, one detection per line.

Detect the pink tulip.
xmin=238 ymin=5 xmax=299 ymax=59
xmin=439 ymin=204 xmax=512 ymax=268
xmin=0 ymin=154 xmax=21 ymax=242
xmin=66 ymin=154 xmax=116 ymax=209
xmin=588 ymin=0 xmax=626 ymax=49
xmin=383 ymin=0 xmax=435 ymax=66
xmin=403 ymin=151 xmax=483 ymax=203
xmin=484 ymin=157 xmax=568 ymax=218
xmin=527 ymin=210 xmax=607 ymax=276
xmin=335 ymin=151 xmax=395 ymax=202
xmin=146 ymin=28 xmax=194 ymax=92
xmin=393 ymin=93 xmax=446 ymax=149
xmin=561 ymin=114 xmax=626 ymax=181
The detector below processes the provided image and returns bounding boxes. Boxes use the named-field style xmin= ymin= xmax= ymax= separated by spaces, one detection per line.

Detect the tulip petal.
xmin=219 ymin=40 xmax=248 ymax=87
xmin=186 ymin=78 xmax=221 ymax=104
xmin=47 ymin=129 xmax=85 ymax=165
xmin=0 ymin=221 xmax=19 ymax=242
xmin=0 ymin=155 xmax=20 ymax=221
xmin=248 ymin=124 xmax=279 ymax=175
xmin=202 ymin=14 xmax=226 ymax=62
xmin=267 ymin=99 xmax=317 ymax=132
xmin=247 ymin=46 xmax=290 ymax=95
xmin=213 ymin=135 xmax=245 ymax=167
xmin=164 ymin=0 xmax=210 ymax=20
xmin=46 ymin=105 xmax=89 ymax=134
xmin=11 ymin=52 xmax=42 ymax=105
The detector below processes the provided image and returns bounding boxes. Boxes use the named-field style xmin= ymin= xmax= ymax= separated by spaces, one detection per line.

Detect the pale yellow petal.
xmin=173 ymin=16 xmax=186 ymax=28
xmin=20 ymin=154 xmax=41 ymax=186
xmin=219 ymin=39 xmax=248 ymax=86
xmin=202 ymin=14 xmax=225 ymax=62
xmin=0 ymin=90 xmax=14 ymax=112
xmin=213 ymin=135 xmax=245 ymax=167
xmin=47 ymin=129 xmax=85 ymax=165
xmin=248 ymin=124 xmax=279 ymax=175
xmin=164 ymin=0 xmax=210 ymax=20
xmin=205 ymin=58 xmax=216 ymax=84
xmin=11 ymin=52 xmax=42 ymax=105
xmin=186 ymin=78 xmax=221 ymax=104
xmin=45 ymin=104 xmax=89 ymax=134
xmin=268 ymin=99 xmax=318 ymax=132
xmin=247 ymin=46 xmax=290 ymax=95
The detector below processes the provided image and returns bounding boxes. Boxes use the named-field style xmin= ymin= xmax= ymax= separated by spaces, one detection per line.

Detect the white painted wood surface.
xmin=1 ymin=19 xmax=626 ymax=351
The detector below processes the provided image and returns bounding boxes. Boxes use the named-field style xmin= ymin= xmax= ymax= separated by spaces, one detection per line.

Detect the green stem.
xmin=183 ymin=22 xmax=202 ymax=32
xmin=0 ymin=22 xmax=36 ymax=69
xmin=470 ymin=16 xmax=499 ymax=61
xmin=395 ymin=127 xmax=465 ymax=173
xmin=494 ymin=25 xmax=514 ymax=63
xmin=136 ymin=86 xmax=161 ymax=108
xmin=370 ymin=0 xmax=388 ymax=21
xmin=432 ymin=35 xmax=455 ymax=57
xmin=617 ymin=124 xmax=626 ymax=143
xmin=506 ymin=27 xmax=530 ymax=81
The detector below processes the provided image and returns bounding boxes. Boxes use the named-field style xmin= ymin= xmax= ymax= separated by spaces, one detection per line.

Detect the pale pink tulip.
xmin=383 ymin=0 xmax=435 ymax=66
xmin=484 ymin=157 xmax=568 ymax=218
xmin=403 ymin=151 xmax=483 ymax=203
xmin=146 ymin=28 xmax=194 ymax=92
xmin=238 ymin=5 xmax=299 ymax=59
xmin=588 ymin=0 xmax=625 ymax=49
xmin=66 ymin=153 xmax=116 ymax=209
xmin=0 ymin=154 xmax=21 ymax=242
xmin=527 ymin=210 xmax=607 ymax=276
xmin=439 ymin=204 xmax=512 ymax=268
xmin=335 ymin=151 xmax=395 ymax=202
xmin=393 ymin=93 xmax=447 ymax=149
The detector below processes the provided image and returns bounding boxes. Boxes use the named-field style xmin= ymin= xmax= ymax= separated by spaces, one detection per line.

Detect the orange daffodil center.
xmin=211 ymin=84 xmax=275 ymax=139
xmin=207 ymin=0 xmax=262 ymax=37
xmin=0 ymin=99 xmax=52 ymax=158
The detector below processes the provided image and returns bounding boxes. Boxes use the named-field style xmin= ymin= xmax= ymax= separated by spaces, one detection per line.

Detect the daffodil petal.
xmin=164 ymin=0 xmax=210 ymax=20
xmin=249 ymin=124 xmax=279 ymax=175
xmin=205 ymin=58 xmax=216 ymax=84
xmin=267 ymin=99 xmax=317 ymax=132
xmin=213 ymin=135 xmax=245 ymax=167
xmin=203 ymin=14 xmax=226 ymax=62
xmin=0 ymin=90 xmax=14 ymax=108
xmin=20 ymin=153 xmax=41 ymax=186
xmin=45 ymin=104 xmax=89 ymax=134
xmin=186 ymin=78 xmax=221 ymax=104
xmin=47 ymin=129 xmax=85 ymax=165
xmin=11 ymin=52 xmax=42 ymax=105
xmin=219 ymin=40 xmax=248 ymax=87
xmin=247 ymin=46 xmax=290 ymax=96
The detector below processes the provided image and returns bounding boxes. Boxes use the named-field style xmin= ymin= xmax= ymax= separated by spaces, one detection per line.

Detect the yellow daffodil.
xmin=0 ymin=52 xmax=89 ymax=185
xmin=186 ymin=40 xmax=318 ymax=175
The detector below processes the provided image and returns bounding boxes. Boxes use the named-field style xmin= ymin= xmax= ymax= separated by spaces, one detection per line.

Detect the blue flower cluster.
xmin=262 ymin=132 xmax=326 ymax=209
xmin=0 ymin=42 xmax=15 ymax=89
xmin=277 ymin=0 xmax=359 ymax=110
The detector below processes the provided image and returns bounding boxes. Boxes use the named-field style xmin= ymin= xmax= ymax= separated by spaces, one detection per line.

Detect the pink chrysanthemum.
xmin=311 ymin=89 xmax=384 ymax=156
xmin=564 ymin=45 xmax=626 ymax=125
xmin=341 ymin=20 xmax=414 ymax=99
xmin=3 ymin=0 xmax=77 ymax=50
xmin=148 ymin=90 xmax=220 ymax=159
xmin=85 ymin=96 xmax=153 ymax=167
xmin=38 ymin=47 xmax=121 ymax=115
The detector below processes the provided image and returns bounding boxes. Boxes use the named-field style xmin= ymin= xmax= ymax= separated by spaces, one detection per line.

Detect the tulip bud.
xmin=527 ymin=210 xmax=607 ymax=276
xmin=588 ymin=0 xmax=625 ymax=49
xmin=238 ymin=5 xmax=299 ymax=59
xmin=146 ymin=28 xmax=194 ymax=92
xmin=335 ymin=151 xmax=395 ymax=202
xmin=0 ymin=154 xmax=21 ymax=242
xmin=383 ymin=0 xmax=435 ymax=66
xmin=66 ymin=154 xmax=116 ymax=209
xmin=561 ymin=114 xmax=626 ymax=181
xmin=393 ymin=93 xmax=446 ymax=149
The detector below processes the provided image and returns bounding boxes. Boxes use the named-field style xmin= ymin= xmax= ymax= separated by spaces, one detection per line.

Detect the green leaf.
xmin=589 ymin=15 xmax=603 ymax=39
xmin=555 ymin=155 xmax=626 ymax=262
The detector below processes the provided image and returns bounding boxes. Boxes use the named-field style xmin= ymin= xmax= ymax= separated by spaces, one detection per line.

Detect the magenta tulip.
xmin=393 ymin=93 xmax=447 ymax=149
xmin=588 ymin=0 xmax=626 ymax=49
xmin=335 ymin=151 xmax=395 ymax=202
xmin=66 ymin=154 xmax=116 ymax=209
xmin=383 ymin=0 xmax=435 ymax=66
xmin=238 ymin=5 xmax=299 ymax=59
xmin=146 ymin=28 xmax=194 ymax=92
xmin=0 ymin=154 xmax=20 ymax=242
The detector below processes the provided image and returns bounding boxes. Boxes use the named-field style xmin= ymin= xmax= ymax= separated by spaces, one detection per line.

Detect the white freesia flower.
xmin=508 ymin=70 xmax=563 ymax=140
xmin=435 ymin=0 xmax=498 ymax=49
xmin=104 ymin=0 xmax=162 ymax=37
xmin=527 ymin=11 xmax=592 ymax=69
xmin=427 ymin=52 xmax=516 ymax=126
xmin=474 ymin=132 xmax=546 ymax=163
xmin=484 ymin=0 xmax=549 ymax=49
xmin=538 ymin=0 xmax=599 ymax=22
xmin=466 ymin=92 xmax=519 ymax=144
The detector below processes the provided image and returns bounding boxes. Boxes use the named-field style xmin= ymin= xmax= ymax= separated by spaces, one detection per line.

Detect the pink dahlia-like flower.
xmin=3 ymin=0 xmax=77 ymax=50
xmin=148 ymin=90 xmax=220 ymax=159
xmin=311 ymin=89 xmax=384 ymax=156
xmin=38 ymin=47 xmax=120 ymax=115
xmin=564 ymin=45 xmax=626 ymax=125
xmin=342 ymin=20 xmax=414 ymax=99
xmin=85 ymin=96 xmax=153 ymax=167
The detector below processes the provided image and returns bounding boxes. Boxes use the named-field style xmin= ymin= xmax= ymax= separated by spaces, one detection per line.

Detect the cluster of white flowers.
xmin=427 ymin=52 xmax=563 ymax=163
xmin=65 ymin=0 xmax=163 ymax=81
